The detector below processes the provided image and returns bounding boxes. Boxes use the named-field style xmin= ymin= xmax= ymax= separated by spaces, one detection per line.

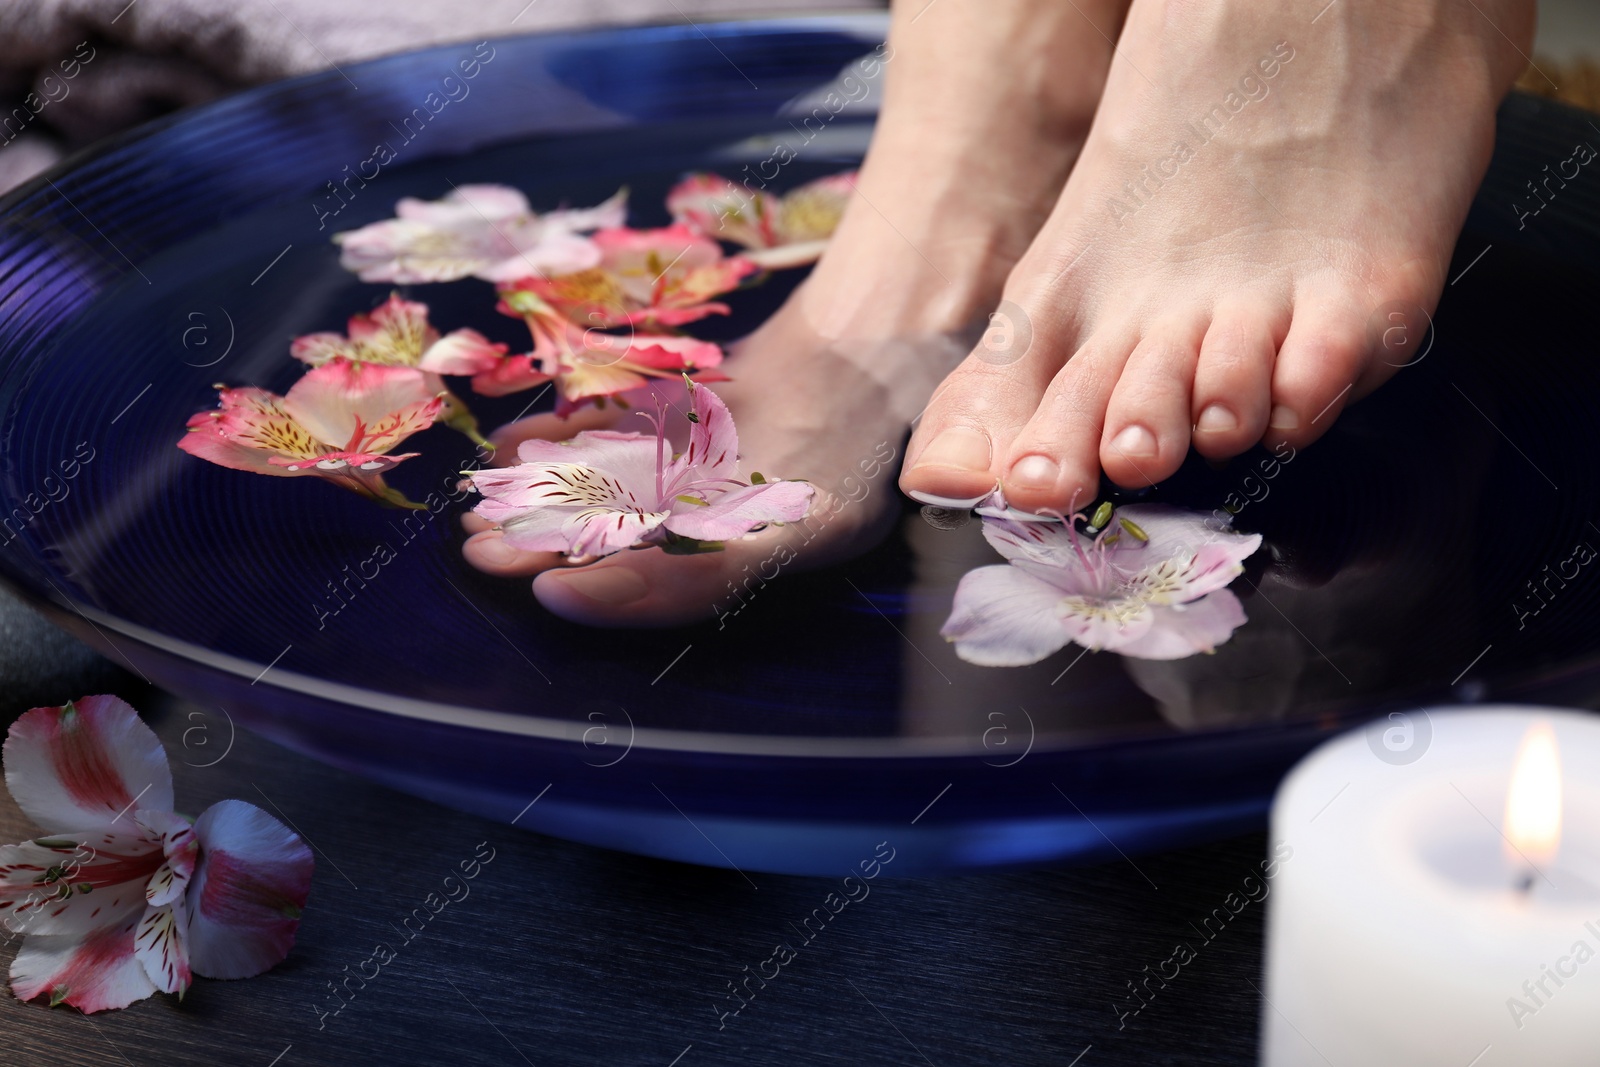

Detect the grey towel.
xmin=0 ymin=0 xmax=882 ymax=190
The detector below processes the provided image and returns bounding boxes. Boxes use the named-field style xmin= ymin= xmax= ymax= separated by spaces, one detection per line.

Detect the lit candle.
xmin=1262 ymin=708 xmax=1600 ymax=1065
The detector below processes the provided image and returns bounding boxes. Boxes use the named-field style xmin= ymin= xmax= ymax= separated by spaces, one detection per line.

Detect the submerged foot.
xmin=459 ymin=0 xmax=1127 ymax=625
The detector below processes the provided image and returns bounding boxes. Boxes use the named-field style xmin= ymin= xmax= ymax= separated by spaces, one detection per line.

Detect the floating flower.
xmin=667 ymin=171 xmax=856 ymax=269
xmin=0 ymin=695 xmax=313 ymax=1012
xmin=291 ymin=293 xmax=505 ymax=447
xmin=943 ymin=505 xmax=1262 ymax=665
xmin=475 ymin=271 xmax=731 ymax=416
xmin=178 ymin=359 xmax=443 ymax=509
xmin=332 ymin=185 xmax=627 ymax=284
xmin=504 ymin=224 xmax=757 ymax=332
xmin=468 ymin=379 xmax=813 ymax=560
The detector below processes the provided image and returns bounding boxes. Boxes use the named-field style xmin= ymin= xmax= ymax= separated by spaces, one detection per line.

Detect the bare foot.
xmin=901 ymin=0 xmax=1533 ymax=513
xmin=460 ymin=0 xmax=1130 ymax=626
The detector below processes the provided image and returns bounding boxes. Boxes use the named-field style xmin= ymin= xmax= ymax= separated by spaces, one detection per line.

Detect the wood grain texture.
xmin=0 ymin=689 xmax=1265 ymax=1066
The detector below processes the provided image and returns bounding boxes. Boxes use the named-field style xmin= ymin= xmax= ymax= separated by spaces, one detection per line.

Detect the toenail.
xmin=474 ymin=535 xmax=522 ymax=566
xmin=1008 ymin=454 xmax=1059 ymax=489
xmin=909 ymin=490 xmax=992 ymax=508
xmin=553 ymin=568 xmax=648 ymax=606
xmin=1269 ymin=405 xmax=1300 ymax=431
xmin=913 ymin=426 xmax=992 ymax=473
xmin=1109 ymin=425 xmax=1158 ymax=459
xmin=1196 ymin=404 xmax=1239 ymax=434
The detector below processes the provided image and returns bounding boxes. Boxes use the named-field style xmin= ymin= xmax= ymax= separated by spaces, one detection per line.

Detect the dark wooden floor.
xmin=0 ymin=684 xmax=1265 ymax=1067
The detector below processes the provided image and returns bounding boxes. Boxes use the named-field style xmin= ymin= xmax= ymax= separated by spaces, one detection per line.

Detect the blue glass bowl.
xmin=2 ymin=16 xmax=1597 ymax=874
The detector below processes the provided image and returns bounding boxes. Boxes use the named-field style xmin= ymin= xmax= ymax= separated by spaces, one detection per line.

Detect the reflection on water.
xmin=894 ymin=240 xmax=1600 ymax=745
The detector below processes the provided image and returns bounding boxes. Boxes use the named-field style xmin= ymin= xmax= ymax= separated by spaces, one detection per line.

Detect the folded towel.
xmin=0 ymin=0 xmax=881 ymax=192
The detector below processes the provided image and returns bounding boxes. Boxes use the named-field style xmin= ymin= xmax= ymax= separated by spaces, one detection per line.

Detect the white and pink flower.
xmin=0 ymin=696 xmax=313 ymax=1012
xmin=290 ymin=293 xmax=504 ymax=446
xmin=943 ymin=505 xmax=1262 ymax=665
xmin=290 ymin=293 xmax=504 ymax=378
xmin=468 ymin=379 xmax=813 ymax=559
xmin=333 ymin=185 xmax=627 ymax=284
xmin=666 ymin=171 xmax=856 ymax=269
xmin=178 ymin=358 xmax=444 ymax=508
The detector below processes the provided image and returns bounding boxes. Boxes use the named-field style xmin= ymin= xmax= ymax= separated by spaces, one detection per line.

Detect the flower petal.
xmin=505 ymin=430 xmax=662 ymax=486
xmin=178 ymin=387 xmax=326 ymax=476
xmin=11 ymin=913 xmax=155 ymax=1012
xmin=508 ymin=507 xmax=669 ymax=558
xmin=335 ymin=187 xmax=622 ymax=284
xmin=417 ymin=329 xmax=506 ymax=375
xmin=134 ymin=901 xmax=191 ymax=995
xmin=664 ymin=173 xmax=776 ymax=249
xmin=287 ymin=331 xmax=355 ymax=367
xmin=942 ymin=565 xmax=1075 ymax=667
xmin=281 ymin=359 xmax=442 ymax=453
xmin=0 ymin=831 xmax=159 ymax=938
xmin=743 ymin=241 xmax=829 ymax=270
xmin=3 ymin=696 xmax=173 ymax=834
xmin=137 ymin=810 xmax=198 ymax=908
xmin=470 ymin=353 xmax=552 ymax=398
xmin=1058 ymin=595 xmax=1156 ymax=654
xmin=552 ymin=359 xmax=651 ymax=408
xmin=777 ymin=172 xmax=855 ymax=242
xmin=339 ymin=294 xmax=437 ymax=367
xmin=1107 ymin=505 xmax=1259 ymax=573
xmin=395 ymin=184 xmax=531 ymax=223
xmin=610 ymin=334 xmax=725 ymax=372
xmin=471 ymin=433 xmax=668 ymax=557
xmin=666 ymin=382 xmax=740 ymax=487
xmin=185 ymin=800 xmax=313 ymax=981
xmin=664 ymin=479 xmax=813 ymax=541
xmin=541 ymin=187 xmax=628 ymax=233
xmin=979 ymin=517 xmax=1085 ymax=572
xmin=477 ymin=231 xmax=604 ymax=282
xmin=1112 ymin=590 xmax=1249 ymax=660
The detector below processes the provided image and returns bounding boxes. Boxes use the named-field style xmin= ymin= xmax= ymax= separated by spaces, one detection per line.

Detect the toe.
xmin=1265 ymin=293 xmax=1370 ymax=449
xmin=899 ymin=331 xmax=1061 ymax=506
xmin=1099 ymin=314 xmax=1208 ymax=487
xmin=1190 ymin=298 xmax=1286 ymax=459
xmin=999 ymin=327 xmax=1137 ymax=514
xmin=462 ymin=529 xmax=565 ymax=578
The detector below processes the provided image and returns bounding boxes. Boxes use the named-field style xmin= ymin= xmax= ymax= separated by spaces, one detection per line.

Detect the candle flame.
xmin=1504 ymin=721 xmax=1562 ymax=870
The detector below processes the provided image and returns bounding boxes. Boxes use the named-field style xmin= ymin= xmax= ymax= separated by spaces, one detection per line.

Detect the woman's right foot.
xmin=459 ymin=0 xmax=1131 ymax=626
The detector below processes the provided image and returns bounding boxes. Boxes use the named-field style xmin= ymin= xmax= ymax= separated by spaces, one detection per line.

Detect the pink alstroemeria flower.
xmin=0 ymin=696 xmax=313 ymax=1013
xmin=666 ymin=171 xmax=856 ymax=269
xmin=332 ymin=185 xmax=627 ymax=284
xmin=943 ymin=505 xmax=1262 ymax=665
xmin=290 ymin=293 xmax=505 ymax=447
xmin=468 ymin=380 xmax=813 ymax=560
xmin=178 ymin=358 xmax=444 ymax=509
xmin=504 ymin=224 xmax=757 ymax=332
xmin=473 ymin=278 xmax=729 ymax=417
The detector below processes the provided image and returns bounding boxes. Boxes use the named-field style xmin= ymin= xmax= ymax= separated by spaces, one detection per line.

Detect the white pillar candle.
xmin=1263 ymin=707 xmax=1600 ymax=1066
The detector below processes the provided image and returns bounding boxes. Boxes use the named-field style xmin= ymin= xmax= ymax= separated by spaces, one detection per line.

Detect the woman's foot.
xmin=460 ymin=0 xmax=1131 ymax=626
xmin=901 ymin=0 xmax=1534 ymax=513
